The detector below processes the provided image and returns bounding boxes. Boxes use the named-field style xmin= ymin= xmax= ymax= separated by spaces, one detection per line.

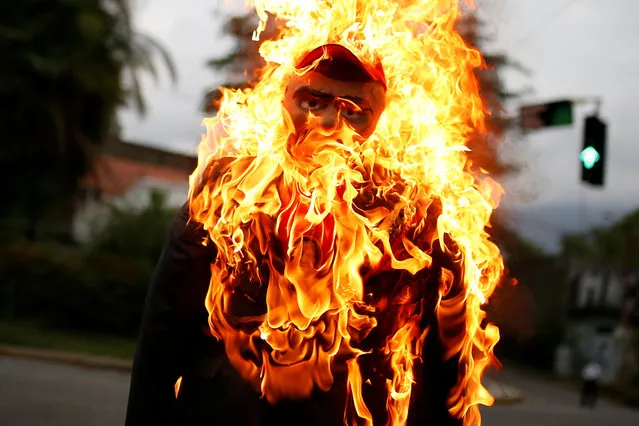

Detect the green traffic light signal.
xmin=520 ymin=100 xmax=573 ymax=131
xmin=547 ymin=100 xmax=573 ymax=126
xmin=580 ymin=115 xmax=606 ymax=186
xmin=579 ymin=146 xmax=600 ymax=169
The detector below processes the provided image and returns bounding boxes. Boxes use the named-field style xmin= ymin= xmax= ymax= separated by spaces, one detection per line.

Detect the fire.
xmin=188 ymin=0 xmax=503 ymax=425
xmin=174 ymin=376 xmax=183 ymax=399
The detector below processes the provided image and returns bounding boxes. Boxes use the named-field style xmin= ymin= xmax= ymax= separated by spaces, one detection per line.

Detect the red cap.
xmin=296 ymin=44 xmax=387 ymax=90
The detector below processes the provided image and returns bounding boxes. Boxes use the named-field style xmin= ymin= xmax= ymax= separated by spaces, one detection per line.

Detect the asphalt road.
xmin=0 ymin=356 xmax=129 ymax=426
xmin=1 ymin=356 xmax=638 ymax=426
xmin=482 ymin=368 xmax=639 ymax=426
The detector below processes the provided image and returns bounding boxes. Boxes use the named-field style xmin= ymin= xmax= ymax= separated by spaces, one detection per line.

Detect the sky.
xmin=119 ymin=0 xmax=639 ymax=252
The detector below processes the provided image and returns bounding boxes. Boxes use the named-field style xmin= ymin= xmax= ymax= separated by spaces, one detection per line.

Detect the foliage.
xmin=560 ymin=207 xmax=639 ymax=268
xmin=0 ymin=192 xmax=177 ymax=337
xmin=455 ymin=13 xmax=530 ymax=179
xmin=0 ymin=319 xmax=136 ymax=361
xmin=88 ymin=189 xmax=177 ymax=264
xmin=107 ymin=0 xmax=178 ymax=115
xmin=202 ymin=11 xmax=280 ymax=113
xmin=0 ymin=0 xmax=176 ymax=240
xmin=0 ymin=242 xmax=153 ymax=337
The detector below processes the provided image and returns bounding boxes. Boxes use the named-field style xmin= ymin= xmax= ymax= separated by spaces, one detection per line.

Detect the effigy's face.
xmin=282 ymin=70 xmax=386 ymax=139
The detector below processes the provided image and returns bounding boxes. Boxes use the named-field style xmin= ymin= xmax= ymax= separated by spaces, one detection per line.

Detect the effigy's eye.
xmin=300 ymin=97 xmax=328 ymax=111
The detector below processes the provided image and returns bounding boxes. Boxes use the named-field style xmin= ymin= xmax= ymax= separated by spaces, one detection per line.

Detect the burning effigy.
xmin=187 ymin=1 xmax=503 ymax=425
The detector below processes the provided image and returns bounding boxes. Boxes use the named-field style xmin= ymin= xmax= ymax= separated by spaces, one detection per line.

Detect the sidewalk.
xmin=484 ymin=377 xmax=525 ymax=404
xmin=0 ymin=345 xmax=132 ymax=373
xmin=0 ymin=344 xmax=523 ymax=404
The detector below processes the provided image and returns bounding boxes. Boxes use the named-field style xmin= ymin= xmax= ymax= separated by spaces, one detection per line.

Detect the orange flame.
xmin=188 ymin=1 xmax=503 ymax=425
xmin=174 ymin=376 xmax=183 ymax=399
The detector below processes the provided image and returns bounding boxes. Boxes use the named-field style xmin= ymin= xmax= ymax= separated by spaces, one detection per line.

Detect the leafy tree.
xmin=560 ymin=208 xmax=639 ymax=268
xmin=88 ymin=189 xmax=177 ymax=264
xmin=455 ymin=13 xmax=531 ymax=179
xmin=202 ymin=11 xmax=280 ymax=113
xmin=0 ymin=0 xmax=176 ymax=241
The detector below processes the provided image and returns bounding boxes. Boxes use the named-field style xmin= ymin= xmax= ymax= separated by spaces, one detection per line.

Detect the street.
xmin=0 ymin=356 xmax=128 ymax=426
xmin=1 ymin=356 xmax=638 ymax=426
xmin=482 ymin=368 xmax=639 ymax=426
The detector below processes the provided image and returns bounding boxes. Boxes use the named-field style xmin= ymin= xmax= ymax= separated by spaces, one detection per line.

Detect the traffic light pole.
xmin=578 ymin=185 xmax=585 ymax=233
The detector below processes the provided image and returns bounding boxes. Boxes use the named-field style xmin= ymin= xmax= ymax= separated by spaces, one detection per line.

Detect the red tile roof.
xmin=83 ymin=154 xmax=192 ymax=196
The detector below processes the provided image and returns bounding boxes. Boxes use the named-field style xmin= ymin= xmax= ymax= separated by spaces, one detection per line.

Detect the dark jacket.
xmin=125 ymin=204 xmax=463 ymax=426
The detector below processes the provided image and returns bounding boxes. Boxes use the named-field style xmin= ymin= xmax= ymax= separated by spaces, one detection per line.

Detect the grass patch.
xmin=0 ymin=319 xmax=136 ymax=361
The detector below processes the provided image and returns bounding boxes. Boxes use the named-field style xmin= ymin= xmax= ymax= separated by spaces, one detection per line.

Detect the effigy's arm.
xmin=411 ymin=325 xmax=464 ymax=426
xmin=125 ymin=204 xmax=219 ymax=426
xmin=411 ymin=266 xmax=465 ymax=426
xmin=410 ymin=226 xmax=466 ymax=426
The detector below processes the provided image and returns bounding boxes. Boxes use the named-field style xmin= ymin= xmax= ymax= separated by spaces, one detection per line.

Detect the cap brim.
xmin=296 ymin=44 xmax=386 ymax=89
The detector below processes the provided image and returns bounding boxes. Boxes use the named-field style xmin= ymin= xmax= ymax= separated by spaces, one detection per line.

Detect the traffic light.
xmin=580 ymin=115 xmax=607 ymax=186
xmin=520 ymin=100 xmax=573 ymax=131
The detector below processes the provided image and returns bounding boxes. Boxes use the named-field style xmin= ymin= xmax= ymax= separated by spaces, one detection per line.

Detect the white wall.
xmin=576 ymin=269 xmax=624 ymax=309
xmin=72 ymin=177 xmax=189 ymax=243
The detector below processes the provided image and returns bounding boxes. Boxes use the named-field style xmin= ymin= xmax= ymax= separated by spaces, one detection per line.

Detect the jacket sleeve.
xmin=411 ymin=317 xmax=464 ymax=426
xmin=415 ymin=238 xmax=465 ymax=426
xmin=125 ymin=204 xmax=218 ymax=426
xmin=406 ymin=213 xmax=465 ymax=426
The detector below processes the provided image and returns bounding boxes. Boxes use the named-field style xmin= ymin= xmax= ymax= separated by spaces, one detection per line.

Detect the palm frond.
xmin=135 ymin=33 xmax=178 ymax=83
xmin=129 ymin=68 xmax=147 ymax=116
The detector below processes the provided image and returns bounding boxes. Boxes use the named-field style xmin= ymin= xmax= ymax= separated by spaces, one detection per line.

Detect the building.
xmin=558 ymin=260 xmax=639 ymax=383
xmin=72 ymin=140 xmax=197 ymax=243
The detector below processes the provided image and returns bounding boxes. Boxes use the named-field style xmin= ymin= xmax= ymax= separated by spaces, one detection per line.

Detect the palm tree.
xmin=0 ymin=0 xmax=177 ymax=241
xmin=108 ymin=0 xmax=177 ymax=116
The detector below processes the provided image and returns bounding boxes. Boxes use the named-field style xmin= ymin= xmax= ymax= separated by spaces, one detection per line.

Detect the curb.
xmin=0 ymin=345 xmax=132 ymax=373
xmin=0 ymin=345 xmax=524 ymax=404
xmin=484 ymin=378 xmax=525 ymax=405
